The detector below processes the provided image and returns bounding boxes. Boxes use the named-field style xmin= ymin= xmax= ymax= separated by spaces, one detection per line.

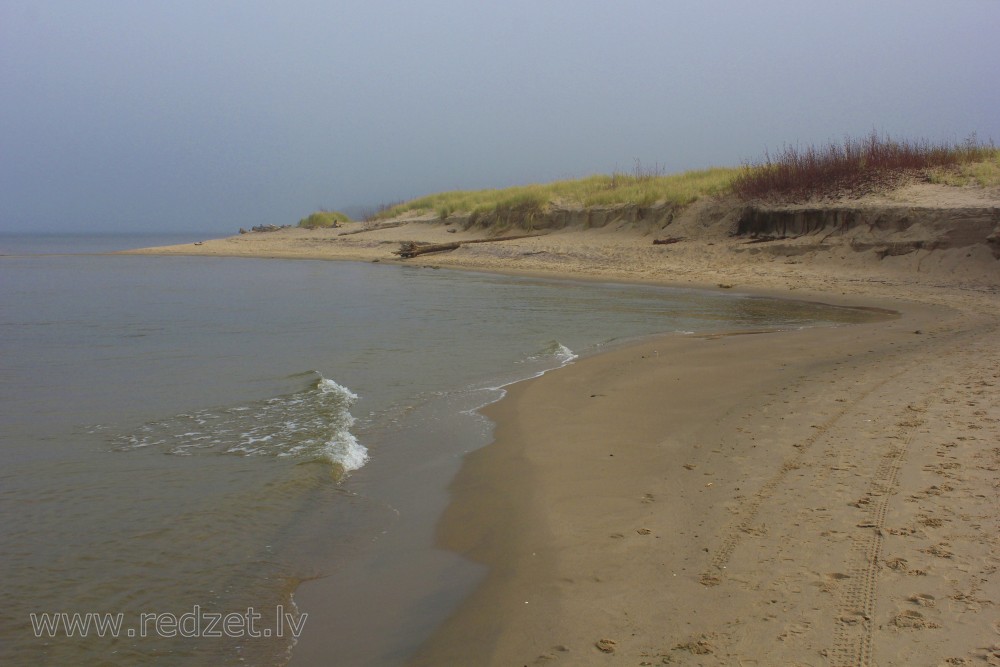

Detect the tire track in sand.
xmin=699 ymin=362 xmax=910 ymax=587
xmin=826 ymin=389 xmax=940 ymax=667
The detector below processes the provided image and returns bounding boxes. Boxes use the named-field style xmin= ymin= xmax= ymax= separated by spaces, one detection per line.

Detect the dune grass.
xmin=731 ymin=131 xmax=998 ymax=201
xmin=298 ymin=210 xmax=352 ymax=229
xmin=375 ymin=163 xmax=740 ymax=222
xmin=927 ymin=149 xmax=1000 ymax=188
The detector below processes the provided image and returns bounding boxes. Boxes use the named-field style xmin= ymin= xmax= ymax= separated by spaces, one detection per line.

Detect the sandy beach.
xmin=127 ymin=183 xmax=999 ymax=665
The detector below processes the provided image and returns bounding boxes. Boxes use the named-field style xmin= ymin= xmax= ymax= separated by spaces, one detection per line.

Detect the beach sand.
xmin=127 ymin=184 xmax=1000 ymax=665
xmin=411 ymin=305 xmax=999 ymax=666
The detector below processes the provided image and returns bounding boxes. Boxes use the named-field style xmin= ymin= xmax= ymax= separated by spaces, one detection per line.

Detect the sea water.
xmin=0 ymin=237 xmax=880 ymax=666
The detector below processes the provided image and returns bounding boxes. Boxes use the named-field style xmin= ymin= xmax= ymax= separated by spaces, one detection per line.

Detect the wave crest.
xmin=533 ymin=340 xmax=578 ymax=365
xmin=108 ymin=374 xmax=368 ymax=474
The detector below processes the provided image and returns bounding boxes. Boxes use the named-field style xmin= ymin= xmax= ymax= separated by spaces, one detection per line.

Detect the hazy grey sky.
xmin=2 ymin=1 xmax=998 ymax=233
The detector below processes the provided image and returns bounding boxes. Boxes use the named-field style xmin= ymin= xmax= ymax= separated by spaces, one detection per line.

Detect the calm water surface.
xmin=0 ymin=239 xmax=881 ymax=665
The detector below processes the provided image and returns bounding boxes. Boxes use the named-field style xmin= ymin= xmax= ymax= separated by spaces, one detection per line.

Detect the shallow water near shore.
xmin=0 ymin=242 xmax=884 ymax=666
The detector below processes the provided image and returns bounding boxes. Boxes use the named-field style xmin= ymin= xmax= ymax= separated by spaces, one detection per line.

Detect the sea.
xmin=0 ymin=232 xmax=881 ymax=666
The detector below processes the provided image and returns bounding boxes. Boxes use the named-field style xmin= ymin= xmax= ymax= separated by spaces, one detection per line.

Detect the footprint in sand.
xmin=890 ymin=609 xmax=940 ymax=629
xmin=908 ymin=593 xmax=936 ymax=607
xmin=699 ymin=573 xmax=721 ymax=587
xmin=819 ymin=572 xmax=850 ymax=593
xmin=595 ymin=638 xmax=616 ymax=653
xmin=674 ymin=638 xmax=713 ymax=655
xmin=922 ymin=543 xmax=955 ymax=559
xmin=533 ymin=645 xmax=570 ymax=663
xmin=779 ymin=620 xmax=812 ymax=640
xmin=918 ymin=515 xmax=945 ymax=527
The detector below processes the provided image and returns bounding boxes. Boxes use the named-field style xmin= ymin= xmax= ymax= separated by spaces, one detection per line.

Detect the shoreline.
xmin=409 ymin=298 xmax=999 ymax=665
xmin=127 ymin=198 xmax=999 ymax=665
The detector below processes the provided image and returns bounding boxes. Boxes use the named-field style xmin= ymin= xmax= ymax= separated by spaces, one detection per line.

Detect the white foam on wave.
xmin=460 ymin=341 xmax=580 ymax=416
xmin=524 ymin=340 xmax=578 ymax=367
xmin=318 ymin=377 xmax=358 ymax=400
xmin=109 ymin=373 xmax=369 ymax=476
xmin=324 ymin=430 xmax=369 ymax=472
xmin=553 ymin=342 xmax=578 ymax=365
xmin=317 ymin=378 xmax=368 ymax=472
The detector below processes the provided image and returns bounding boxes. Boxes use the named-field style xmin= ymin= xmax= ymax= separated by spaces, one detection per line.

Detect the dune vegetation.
xmin=927 ymin=149 xmax=1000 ymax=189
xmin=730 ymin=131 xmax=998 ymax=200
xmin=370 ymin=162 xmax=740 ymax=223
xmin=297 ymin=210 xmax=352 ymax=229
xmin=305 ymin=134 xmax=996 ymax=228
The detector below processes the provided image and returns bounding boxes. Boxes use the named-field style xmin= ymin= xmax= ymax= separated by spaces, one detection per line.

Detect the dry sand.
xmin=127 ymin=184 xmax=999 ymax=665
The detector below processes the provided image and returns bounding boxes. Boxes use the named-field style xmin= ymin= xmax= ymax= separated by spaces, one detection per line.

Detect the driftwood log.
xmin=395 ymin=241 xmax=461 ymax=258
xmin=338 ymin=221 xmax=408 ymax=236
xmin=394 ymin=234 xmax=544 ymax=259
xmin=744 ymin=235 xmax=787 ymax=244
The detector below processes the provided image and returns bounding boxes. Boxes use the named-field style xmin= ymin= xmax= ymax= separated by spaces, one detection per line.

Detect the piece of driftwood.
xmin=394 ymin=234 xmax=543 ymax=259
xmin=395 ymin=241 xmax=462 ymax=258
xmin=744 ymin=235 xmax=786 ymax=244
xmin=652 ymin=237 xmax=683 ymax=245
xmin=338 ymin=221 xmax=408 ymax=236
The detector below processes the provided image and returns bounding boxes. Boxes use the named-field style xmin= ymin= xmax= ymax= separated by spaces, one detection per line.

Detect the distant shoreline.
xmin=122 ymin=182 xmax=999 ymax=296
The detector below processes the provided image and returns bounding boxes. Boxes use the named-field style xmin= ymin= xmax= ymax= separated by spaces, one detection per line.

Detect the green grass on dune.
xmin=298 ymin=210 xmax=352 ymax=228
xmin=927 ymin=149 xmax=1000 ymax=188
xmin=375 ymin=166 xmax=740 ymax=221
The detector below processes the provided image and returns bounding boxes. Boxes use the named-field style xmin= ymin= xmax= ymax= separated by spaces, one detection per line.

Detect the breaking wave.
xmin=109 ymin=374 xmax=367 ymax=473
xmin=530 ymin=340 xmax=579 ymax=366
xmin=457 ymin=340 xmax=580 ymax=417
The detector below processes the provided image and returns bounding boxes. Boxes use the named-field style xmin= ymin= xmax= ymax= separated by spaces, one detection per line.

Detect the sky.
xmin=2 ymin=1 xmax=998 ymax=234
